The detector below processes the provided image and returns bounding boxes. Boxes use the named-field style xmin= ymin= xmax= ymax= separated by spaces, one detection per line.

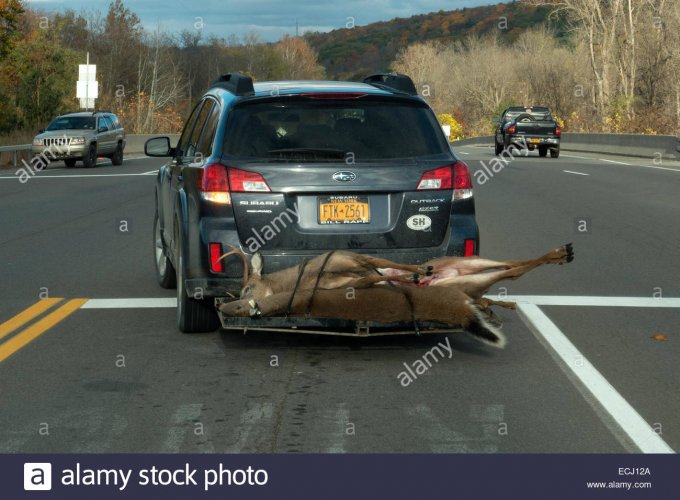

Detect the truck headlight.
xmin=33 ymin=138 xmax=44 ymax=146
xmin=70 ymin=137 xmax=86 ymax=145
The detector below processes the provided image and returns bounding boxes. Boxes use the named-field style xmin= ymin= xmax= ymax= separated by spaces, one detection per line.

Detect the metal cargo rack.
xmin=215 ymin=298 xmax=467 ymax=338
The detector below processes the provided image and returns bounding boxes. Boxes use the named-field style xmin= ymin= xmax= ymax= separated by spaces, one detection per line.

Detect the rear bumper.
xmin=184 ymin=210 xmax=479 ymax=298
xmin=509 ymin=136 xmax=560 ymax=148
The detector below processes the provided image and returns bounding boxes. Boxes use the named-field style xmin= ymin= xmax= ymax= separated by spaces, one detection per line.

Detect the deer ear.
xmin=251 ymin=252 xmax=264 ymax=277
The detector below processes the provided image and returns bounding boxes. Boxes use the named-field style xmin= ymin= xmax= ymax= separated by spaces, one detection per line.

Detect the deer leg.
xmin=437 ymin=260 xmax=548 ymax=300
xmin=475 ymin=297 xmax=517 ymax=310
xmin=428 ymin=243 xmax=573 ymax=276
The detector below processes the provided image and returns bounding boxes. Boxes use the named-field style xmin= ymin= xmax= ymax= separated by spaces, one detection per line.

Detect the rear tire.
xmin=154 ymin=210 xmax=176 ymax=289
xmin=494 ymin=140 xmax=503 ymax=155
xmin=550 ymin=148 xmax=560 ymax=158
xmin=111 ymin=142 xmax=124 ymax=166
xmin=176 ymin=228 xmax=220 ymax=333
xmin=64 ymin=159 xmax=76 ymax=168
xmin=82 ymin=144 xmax=97 ymax=168
xmin=538 ymin=146 xmax=547 ymax=157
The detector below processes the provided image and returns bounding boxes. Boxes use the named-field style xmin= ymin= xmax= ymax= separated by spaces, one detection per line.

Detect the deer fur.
xmin=217 ymin=285 xmax=507 ymax=348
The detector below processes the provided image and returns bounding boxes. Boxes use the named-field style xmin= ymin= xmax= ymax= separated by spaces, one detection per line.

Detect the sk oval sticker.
xmin=406 ymin=215 xmax=432 ymax=231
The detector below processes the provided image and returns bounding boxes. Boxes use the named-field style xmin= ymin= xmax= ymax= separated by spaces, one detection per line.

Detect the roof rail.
xmin=210 ymin=73 xmax=255 ymax=96
xmin=363 ymin=73 xmax=417 ymax=96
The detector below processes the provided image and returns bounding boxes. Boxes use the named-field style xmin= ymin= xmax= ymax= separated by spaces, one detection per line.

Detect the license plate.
xmin=530 ymin=138 xmax=541 ymax=143
xmin=318 ymin=196 xmax=370 ymax=224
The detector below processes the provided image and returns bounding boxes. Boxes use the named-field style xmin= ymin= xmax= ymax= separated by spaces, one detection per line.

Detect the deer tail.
xmin=466 ymin=304 xmax=507 ymax=349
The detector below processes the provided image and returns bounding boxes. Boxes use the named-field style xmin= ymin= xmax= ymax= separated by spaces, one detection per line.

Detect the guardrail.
xmin=0 ymin=134 xmax=181 ymax=167
xmin=0 ymin=144 xmax=31 ymax=168
xmin=453 ymin=133 xmax=680 ymax=160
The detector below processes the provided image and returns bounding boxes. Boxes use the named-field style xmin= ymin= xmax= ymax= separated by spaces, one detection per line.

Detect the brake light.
xmin=555 ymin=125 xmax=561 ymax=137
xmin=299 ymin=92 xmax=367 ymax=99
xmin=209 ymin=242 xmax=224 ymax=273
xmin=228 ymin=167 xmax=271 ymax=193
xmin=417 ymin=161 xmax=473 ymax=200
xmin=508 ymin=124 xmax=517 ymax=134
xmin=464 ymin=239 xmax=475 ymax=256
xmin=198 ymin=163 xmax=231 ymax=204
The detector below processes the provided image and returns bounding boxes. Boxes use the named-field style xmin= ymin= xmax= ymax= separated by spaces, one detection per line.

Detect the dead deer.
xmin=217 ymin=285 xmax=507 ymax=348
xmin=217 ymin=246 xmax=433 ymax=302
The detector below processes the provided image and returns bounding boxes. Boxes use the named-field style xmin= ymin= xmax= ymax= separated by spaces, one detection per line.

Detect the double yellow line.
xmin=0 ymin=298 xmax=87 ymax=363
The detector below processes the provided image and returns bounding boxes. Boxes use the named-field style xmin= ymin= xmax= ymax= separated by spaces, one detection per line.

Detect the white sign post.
xmin=76 ymin=53 xmax=98 ymax=110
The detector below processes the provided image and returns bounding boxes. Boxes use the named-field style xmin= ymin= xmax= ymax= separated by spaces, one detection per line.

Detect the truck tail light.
xmin=508 ymin=124 xmax=517 ymax=134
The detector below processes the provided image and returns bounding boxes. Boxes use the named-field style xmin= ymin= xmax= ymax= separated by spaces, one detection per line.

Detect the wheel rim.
xmin=154 ymin=217 xmax=166 ymax=276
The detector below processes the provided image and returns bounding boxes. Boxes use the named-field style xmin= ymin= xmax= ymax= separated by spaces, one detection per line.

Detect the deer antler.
xmin=215 ymin=245 xmax=250 ymax=289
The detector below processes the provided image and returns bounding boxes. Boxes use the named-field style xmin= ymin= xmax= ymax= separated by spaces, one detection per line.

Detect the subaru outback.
xmin=146 ymin=73 xmax=479 ymax=333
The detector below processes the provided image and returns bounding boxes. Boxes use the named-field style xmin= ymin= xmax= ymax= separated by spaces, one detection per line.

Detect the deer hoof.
xmin=565 ymin=242 xmax=574 ymax=262
xmin=425 ymin=265 xmax=434 ymax=276
xmin=412 ymin=274 xmax=420 ymax=284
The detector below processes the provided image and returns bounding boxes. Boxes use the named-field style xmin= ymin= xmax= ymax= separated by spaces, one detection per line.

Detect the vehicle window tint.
xmin=222 ymin=99 xmax=449 ymax=161
xmin=176 ymin=101 xmax=205 ymax=159
xmin=184 ymin=100 xmax=214 ymax=160
xmin=195 ymin=101 xmax=220 ymax=158
xmin=98 ymin=117 xmax=110 ymax=131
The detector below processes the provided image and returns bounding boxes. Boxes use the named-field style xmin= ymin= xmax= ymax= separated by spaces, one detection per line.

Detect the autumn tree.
xmin=0 ymin=0 xmax=23 ymax=58
xmin=274 ymin=35 xmax=325 ymax=80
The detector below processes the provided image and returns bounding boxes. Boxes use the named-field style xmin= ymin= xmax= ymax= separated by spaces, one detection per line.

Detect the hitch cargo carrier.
xmin=215 ymin=298 xmax=469 ymax=337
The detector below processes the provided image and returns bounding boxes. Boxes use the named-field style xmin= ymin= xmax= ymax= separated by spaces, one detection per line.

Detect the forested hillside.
xmin=305 ymin=3 xmax=560 ymax=78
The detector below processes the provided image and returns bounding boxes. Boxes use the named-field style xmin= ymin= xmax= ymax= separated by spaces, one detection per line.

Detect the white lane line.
xmin=642 ymin=165 xmax=680 ymax=172
xmin=561 ymin=154 xmax=589 ymax=159
xmin=0 ymin=172 xmax=158 ymax=179
xmin=79 ymin=296 xmax=680 ymax=309
xmin=503 ymin=295 xmax=680 ymax=308
xmin=162 ymin=403 xmax=213 ymax=453
xmin=326 ymin=403 xmax=350 ymax=453
xmin=81 ymin=298 xmax=176 ymax=308
xmin=226 ymin=402 xmax=274 ymax=453
xmin=563 ymin=170 xmax=589 ymax=176
xmin=459 ymin=151 xmax=470 ymax=155
xmin=142 ymin=169 xmax=159 ymax=174
xmin=599 ymin=158 xmax=633 ymax=165
xmin=517 ymin=303 xmax=674 ymax=454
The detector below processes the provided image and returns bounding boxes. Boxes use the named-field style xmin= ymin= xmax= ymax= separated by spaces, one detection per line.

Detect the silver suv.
xmin=32 ymin=111 xmax=126 ymax=168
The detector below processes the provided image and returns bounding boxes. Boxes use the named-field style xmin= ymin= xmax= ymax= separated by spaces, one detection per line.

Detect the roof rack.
xmin=363 ymin=73 xmax=417 ymax=96
xmin=210 ymin=73 xmax=255 ymax=96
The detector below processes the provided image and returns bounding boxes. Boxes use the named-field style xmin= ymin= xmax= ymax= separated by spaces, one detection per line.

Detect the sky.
xmin=30 ymin=0 xmax=496 ymax=42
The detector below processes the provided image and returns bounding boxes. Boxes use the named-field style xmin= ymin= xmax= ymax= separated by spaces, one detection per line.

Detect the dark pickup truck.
xmin=494 ymin=106 xmax=561 ymax=158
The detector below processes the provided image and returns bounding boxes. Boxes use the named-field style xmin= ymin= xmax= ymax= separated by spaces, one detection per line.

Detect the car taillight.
xmin=198 ymin=163 xmax=231 ymax=204
xmin=209 ymin=242 xmax=224 ymax=273
xmin=417 ymin=166 xmax=452 ymax=190
xmin=453 ymin=161 xmax=473 ymax=200
xmin=417 ymin=161 xmax=473 ymax=201
xmin=555 ymin=125 xmax=561 ymax=137
xmin=508 ymin=124 xmax=517 ymax=134
xmin=228 ymin=167 xmax=271 ymax=193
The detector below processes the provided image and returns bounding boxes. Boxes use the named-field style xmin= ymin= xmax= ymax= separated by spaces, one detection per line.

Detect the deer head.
xmin=216 ymin=246 xmax=273 ymax=302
